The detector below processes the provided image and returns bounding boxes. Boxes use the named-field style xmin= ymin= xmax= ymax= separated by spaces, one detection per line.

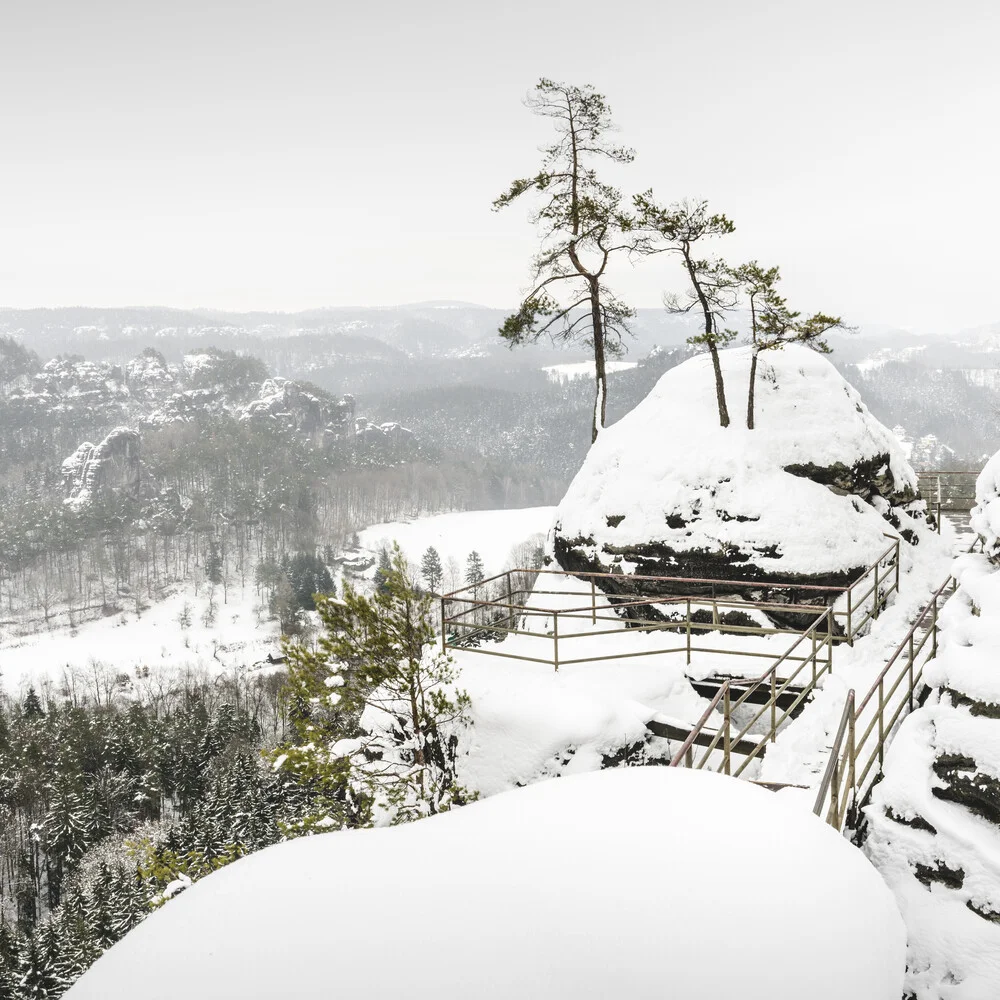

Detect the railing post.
xmin=830 ymin=756 xmax=841 ymax=827
xmin=894 ymin=538 xmax=900 ymax=593
xmin=505 ymin=571 xmax=514 ymax=631
xmin=908 ymin=631 xmax=915 ymax=711
xmin=932 ymin=597 xmax=938 ymax=658
xmin=846 ymin=587 xmax=854 ymax=646
xmin=723 ymin=684 xmax=731 ymax=776
xmin=440 ymin=595 xmax=447 ymax=654
xmin=878 ymin=677 xmax=885 ymax=771
xmin=827 ymin=610 xmax=833 ymax=671
xmin=873 ymin=560 xmax=880 ymax=619
xmin=770 ymin=671 xmax=776 ymax=743
xmin=684 ymin=745 xmax=693 ymax=768
xmin=591 ymin=578 xmax=597 ymax=626
xmin=847 ymin=694 xmax=856 ymax=816
xmin=811 ymin=627 xmax=817 ymax=685
xmin=552 ymin=611 xmax=559 ymax=673
xmin=686 ymin=598 xmax=691 ymax=665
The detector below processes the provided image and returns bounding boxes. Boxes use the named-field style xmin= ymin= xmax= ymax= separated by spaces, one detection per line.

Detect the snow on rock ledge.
xmin=971 ymin=450 xmax=1000 ymax=563
xmin=61 ymin=427 xmax=143 ymax=512
xmin=66 ymin=768 xmax=904 ymax=1000
xmin=553 ymin=345 xmax=929 ymax=599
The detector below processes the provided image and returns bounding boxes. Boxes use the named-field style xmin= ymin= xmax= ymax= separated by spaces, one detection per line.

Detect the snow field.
xmin=356 ymin=505 xmax=555 ymax=586
xmin=66 ymin=768 xmax=905 ymax=1000
xmin=0 ymin=581 xmax=280 ymax=695
xmin=541 ymin=360 xmax=638 ymax=383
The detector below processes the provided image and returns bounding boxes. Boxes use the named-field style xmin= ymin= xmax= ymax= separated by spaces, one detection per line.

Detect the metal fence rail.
xmin=812 ymin=574 xmax=956 ymax=831
xmin=441 ymin=535 xmax=900 ymax=660
xmin=916 ymin=469 xmax=980 ymax=531
xmin=667 ymin=608 xmax=835 ymax=777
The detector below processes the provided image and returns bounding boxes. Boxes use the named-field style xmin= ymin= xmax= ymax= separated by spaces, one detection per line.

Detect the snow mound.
xmin=865 ymin=553 xmax=1000 ymax=998
xmin=67 ymin=768 xmax=904 ymax=1000
xmin=553 ymin=345 xmax=928 ymax=594
xmin=971 ymin=450 xmax=1000 ymax=563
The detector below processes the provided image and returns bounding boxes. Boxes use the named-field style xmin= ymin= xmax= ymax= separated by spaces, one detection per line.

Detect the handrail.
xmin=442 ymin=535 xmax=900 ymax=657
xmin=813 ymin=691 xmax=855 ymax=828
xmin=668 ymin=607 xmax=834 ymax=774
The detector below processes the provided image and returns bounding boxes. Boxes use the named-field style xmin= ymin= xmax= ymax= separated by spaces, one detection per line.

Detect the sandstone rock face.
xmin=240 ymin=377 xmax=355 ymax=439
xmin=551 ymin=345 xmax=931 ymax=606
xmin=62 ymin=427 xmax=143 ymax=511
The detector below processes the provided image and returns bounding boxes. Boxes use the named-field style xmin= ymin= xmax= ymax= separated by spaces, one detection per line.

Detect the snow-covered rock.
xmin=62 ymin=427 xmax=143 ymax=512
xmin=553 ymin=345 xmax=930 ymax=603
xmin=865 ymin=553 xmax=1000 ymax=997
xmin=240 ymin=376 xmax=354 ymax=438
xmin=971 ymin=450 xmax=1000 ymax=563
xmin=66 ymin=768 xmax=905 ymax=1000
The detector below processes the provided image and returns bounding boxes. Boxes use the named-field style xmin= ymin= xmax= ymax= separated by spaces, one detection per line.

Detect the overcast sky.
xmin=1 ymin=0 xmax=997 ymax=333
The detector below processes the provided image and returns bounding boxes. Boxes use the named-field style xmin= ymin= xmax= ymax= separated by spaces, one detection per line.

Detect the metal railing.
xmin=916 ymin=470 xmax=980 ymax=532
xmin=812 ymin=574 xmax=956 ymax=830
xmin=440 ymin=535 xmax=900 ymax=660
xmin=667 ymin=608 xmax=835 ymax=777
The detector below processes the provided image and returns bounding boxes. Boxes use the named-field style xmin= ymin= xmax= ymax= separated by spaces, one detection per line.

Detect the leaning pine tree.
xmin=635 ymin=195 xmax=739 ymax=428
xmin=494 ymin=78 xmax=646 ymax=443
xmin=732 ymin=260 xmax=848 ymax=429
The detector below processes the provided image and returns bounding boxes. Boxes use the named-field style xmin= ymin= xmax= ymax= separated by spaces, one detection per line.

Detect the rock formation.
xmin=551 ymin=345 xmax=932 ymax=611
xmin=865 ymin=553 xmax=1000 ymax=996
xmin=62 ymin=427 xmax=143 ymax=511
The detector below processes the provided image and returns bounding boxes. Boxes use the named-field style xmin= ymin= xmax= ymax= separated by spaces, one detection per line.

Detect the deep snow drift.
xmin=865 ymin=551 xmax=1000 ymax=998
xmin=67 ymin=768 xmax=905 ymax=1000
xmin=552 ymin=345 xmax=929 ymax=595
xmin=971 ymin=452 xmax=1000 ymax=563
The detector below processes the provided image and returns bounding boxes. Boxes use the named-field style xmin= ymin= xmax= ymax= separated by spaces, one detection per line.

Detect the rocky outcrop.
xmin=865 ymin=558 xmax=1000 ymax=996
xmin=240 ymin=377 xmax=355 ymax=440
xmin=551 ymin=345 xmax=932 ymax=614
xmin=62 ymin=427 xmax=143 ymax=511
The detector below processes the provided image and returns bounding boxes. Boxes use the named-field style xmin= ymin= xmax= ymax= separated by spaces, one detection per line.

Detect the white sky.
xmin=1 ymin=0 xmax=998 ymax=333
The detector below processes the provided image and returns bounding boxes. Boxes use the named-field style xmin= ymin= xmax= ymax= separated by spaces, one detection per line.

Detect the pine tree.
xmin=204 ymin=539 xmax=223 ymax=585
xmin=635 ymin=195 xmax=739 ymax=427
xmin=465 ymin=551 xmax=485 ymax=586
xmin=23 ymin=688 xmax=44 ymax=720
xmin=420 ymin=546 xmax=443 ymax=594
xmin=494 ymin=78 xmax=645 ymax=442
xmin=373 ymin=546 xmax=392 ymax=595
xmin=276 ymin=544 xmax=474 ymax=829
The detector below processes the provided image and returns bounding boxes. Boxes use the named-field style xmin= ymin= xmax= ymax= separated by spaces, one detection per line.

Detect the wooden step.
xmin=647 ymin=718 xmax=762 ymax=757
xmin=686 ymin=675 xmax=810 ymax=718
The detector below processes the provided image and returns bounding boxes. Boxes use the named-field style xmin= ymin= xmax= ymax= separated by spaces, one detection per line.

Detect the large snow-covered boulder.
xmin=971 ymin=451 xmax=1000 ymax=563
xmin=67 ymin=768 xmax=904 ymax=1000
xmin=553 ymin=345 xmax=929 ymax=601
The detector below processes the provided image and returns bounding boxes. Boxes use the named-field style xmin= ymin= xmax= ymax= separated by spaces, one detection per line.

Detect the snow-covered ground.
xmin=356 ymin=506 xmax=555 ymax=586
xmin=66 ymin=768 xmax=905 ymax=1000
xmin=541 ymin=360 xmax=638 ymax=383
xmin=0 ymin=507 xmax=557 ymax=696
xmin=0 ymin=581 xmax=281 ymax=696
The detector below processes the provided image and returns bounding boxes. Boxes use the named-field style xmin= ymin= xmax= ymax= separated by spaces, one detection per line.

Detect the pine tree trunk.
xmin=709 ymin=343 xmax=730 ymax=428
xmin=590 ymin=279 xmax=607 ymax=444
xmin=747 ymin=348 xmax=759 ymax=430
